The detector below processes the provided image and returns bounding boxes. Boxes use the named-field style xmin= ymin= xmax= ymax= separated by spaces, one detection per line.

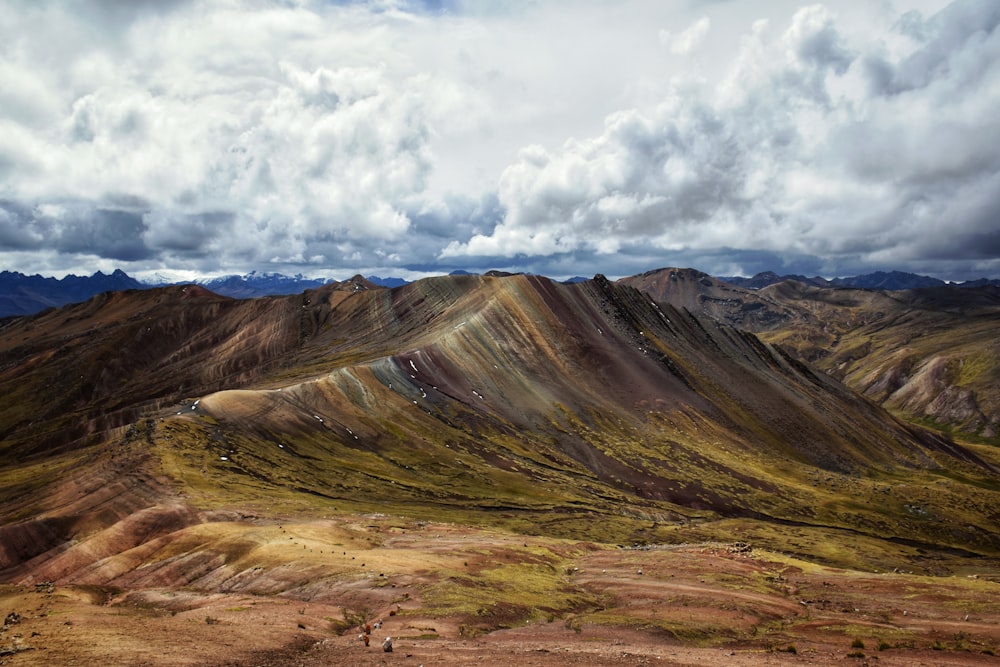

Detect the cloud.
xmin=446 ymin=5 xmax=841 ymax=261
xmin=0 ymin=0 xmax=467 ymax=273
xmin=784 ymin=5 xmax=854 ymax=74
xmin=58 ymin=208 xmax=152 ymax=262
xmin=867 ymin=1 xmax=1000 ymax=95
xmin=444 ymin=0 xmax=1000 ymax=280
xmin=442 ymin=96 xmax=753 ymax=259
xmin=660 ymin=16 xmax=711 ymax=55
xmin=0 ymin=0 xmax=998 ymax=281
xmin=0 ymin=201 xmax=44 ymax=249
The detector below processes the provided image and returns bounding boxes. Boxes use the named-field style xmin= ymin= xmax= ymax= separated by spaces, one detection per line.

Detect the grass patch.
xmin=420 ymin=552 xmax=605 ymax=634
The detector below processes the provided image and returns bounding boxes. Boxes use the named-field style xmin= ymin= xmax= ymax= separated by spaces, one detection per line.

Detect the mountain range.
xmin=1 ymin=269 xmax=998 ymax=663
xmin=0 ymin=269 xmax=409 ymax=318
xmin=2 ymin=264 xmax=998 ymax=442
xmin=715 ymin=269 xmax=973 ymax=290
xmin=0 ymin=268 xmax=145 ymax=317
xmin=3 ymin=267 xmax=999 ymax=319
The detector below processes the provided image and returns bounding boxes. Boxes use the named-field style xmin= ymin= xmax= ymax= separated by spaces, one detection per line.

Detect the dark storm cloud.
xmin=0 ymin=201 xmax=152 ymax=263
xmin=966 ymin=222 xmax=1000 ymax=258
xmin=0 ymin=201 xmax=44 ymax=250
xmin=142 ymin=211 xmax=236 ymax=254
xmin=2 ymin=200 xmax=153 ymax=262
xmin=903 ymin=180 xmax=1000 ymax=261
xmin=56 ymin=209 xmax=152 ymax=262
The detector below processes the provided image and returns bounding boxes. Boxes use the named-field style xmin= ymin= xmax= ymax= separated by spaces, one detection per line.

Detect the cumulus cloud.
xmin=0 ymin=0 xmax=470 ymax=273
xmin=447 ymin=4 xmax=852 ymax=260
xmin=660 ymin=17 xmax=711 ymax=55
xmin=445 ymin=0 xmax=1000 ymax=280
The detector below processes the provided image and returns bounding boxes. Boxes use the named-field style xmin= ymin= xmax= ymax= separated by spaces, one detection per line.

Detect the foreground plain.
xmin=2 ymin=516 xmax=999 ymax=665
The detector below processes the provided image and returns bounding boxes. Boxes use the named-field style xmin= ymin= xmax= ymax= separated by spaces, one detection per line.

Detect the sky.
xmin=1 ymin=0 xmax=998 ymax=282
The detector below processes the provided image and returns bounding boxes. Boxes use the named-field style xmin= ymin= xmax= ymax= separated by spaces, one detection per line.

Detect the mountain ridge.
xmin=4 ymin=267 xmax=999 ymax=318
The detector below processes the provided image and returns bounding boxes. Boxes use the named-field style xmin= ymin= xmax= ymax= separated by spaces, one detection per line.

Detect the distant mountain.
xmin=830 ymin=270 xmax=946 ymax=290
xmin=716 ymin=271 xmax=830 ymax=289
xmin=368 ymin=275 xmax=410 ymax=288
xmin=734 ymin=271 xmax=1000 ymax=291
xmin=619 ymin=267 xmax=805 ymax=329
xmin=0 ymin=270 xmax=413 ymax=317
xmin=197 ymin=272 xmax=332 ymax=298
xmin=756 ymin=280 xmax=1000 ymax=439
xmin=717 ymin=270 xmax=949 ymax=291
xmin=957 ymin=277 xmax=1000 ymax=288
xmin=0 ymin=269 xmax=146 ymax=317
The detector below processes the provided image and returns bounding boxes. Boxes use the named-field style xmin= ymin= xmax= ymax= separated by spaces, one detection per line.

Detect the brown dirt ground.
xmin=2 ymin=520 xmax=998 ymax=666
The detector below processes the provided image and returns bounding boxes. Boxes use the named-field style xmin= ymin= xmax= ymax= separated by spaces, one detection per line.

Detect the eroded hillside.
xmin=622 ymin=268 xmax=1000 ymax=439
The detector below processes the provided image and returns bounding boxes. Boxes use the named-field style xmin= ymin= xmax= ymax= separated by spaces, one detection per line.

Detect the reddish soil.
xmin=2 ymin=523 xmax=998 ymax=666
